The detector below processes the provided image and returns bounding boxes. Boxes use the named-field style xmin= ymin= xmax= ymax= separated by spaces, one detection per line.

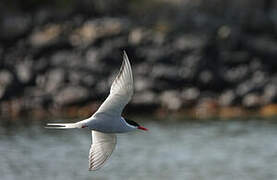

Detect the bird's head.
xmin=125 ymin=119 xmax=148 ymax=131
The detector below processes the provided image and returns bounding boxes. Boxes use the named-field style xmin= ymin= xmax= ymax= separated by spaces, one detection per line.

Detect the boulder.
xmin=242 ymin=93 xmax=261 ymax=108
xmin=15 ymin=60 xmax=33 ymax=84
xmin=29 ymin=24 xmax=62 ymax=48
xmin=54 ymin=85 xmax=90 ymax=106
xmin=0 ymin=70 xmax=14 ymax=99
xmin=0 ymin=13 xmax=31 ymax=41
xmin=44 ymin=68 xmax=65 ymax=93
xmin=181 ymin=87 xmax=200 ymax=107
xmin=159 ymin=90 xmax=182 ymax=111
xmin=218 ymin=90 xmax=237 ymax=106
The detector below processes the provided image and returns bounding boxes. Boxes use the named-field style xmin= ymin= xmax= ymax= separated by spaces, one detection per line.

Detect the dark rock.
xmin=242 ymin=93 xmax=261 ymax=108
xmin=218 ymin=90 xmax=237 ymax=106
xmin=44 ymin=68 xmax=65 ymax=93
xmin=173 ymin=34 xmax=206 ymax=51
xmin=33 ymin=9 xmax=53 ymax=26
xmin=0 ymin=70 xmax=14 ymax=99
xmin=263 ymin=83 xmax=277 ymax=104
xmin=236 ymin=70 xmax=268 ymax=98
xmin=151 ymin=64 xmax=183 ymax=84
xmin=180 ymin=54 xmax=201 ymax=81
xmin=23 ymin=87 xmax=51 ymax=109
xmin=54 ymin=85 xmax=89 ymax=106
xmin=128 ymin=28 xmax=147 ymax=46
xmin=197 ymin=68 xmax=228 ymax=91
xmin=15 ymin=60 xmax=33 ymax=84
xmin=133 ymin=62 xmax=153 ymax=77
xmin=81 ymin=74 xmax=96 ymax=87
xmin=244 ymin=36 xmax=277 ymax=62
xmin=151 ymin=64 xmax=178 ymax=79
xmin=0 ymin=13 xmax=32 ymax=41
xmin=132 ymin=90 xmax=157 ymax=105
xmin=236 ymin=80 xmax=255 ymax=97
xmin=134 ymin=77 xmax=154 ymax=92
xmin=181 ymin=87 xmax=200 ymax=107
xmin=159 ymin=90 xmax=182 ymax=110
xmin=85 ymin=48 xmax=108 ymax=74
xmin=29 ymin=24 xmax=62 ymax=48
xmin=34 ymin=57 xmax=49 ymax=72
xmin=198 ymin=70 xmax=213 ymax=84
xmin=88 ymin=37 xmax=128 ymax=68
xmin=85 ymin=48 xmax=99 ymax=66
xmin=220 ymin=51 xmax=250 ymax=65
xmin=94 ymin=80 xmax=110 ymax=98
xmin=182 ymin=87 xmax=200 ymax=101
xmin=138 ymin=46 xmax=167 ymax=63
xmin=249 ymin=59 xmax=263 ymax=71
xmin=50 ymin=50 xmax=83 ymax=68
xmin=251 ymin=70 xmax=268 ymax=86
xmin=68 ymin=70 xmax=97 ymax=87
xmin=69 ymin=18 xmax=129 ymax=47
xmin=221 ymin=65 xmax=249 ymax=84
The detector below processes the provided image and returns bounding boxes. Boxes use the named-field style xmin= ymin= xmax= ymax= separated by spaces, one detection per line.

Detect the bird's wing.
xmin=94 ymin=51 xmax=133 ymax=117
xmin=89 ymin=131 xmax=117 ymax=171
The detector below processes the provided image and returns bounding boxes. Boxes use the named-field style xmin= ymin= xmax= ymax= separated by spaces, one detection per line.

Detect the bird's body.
xmin=77 ymin=115 xmax=136 ymax=133
xmin=46 ymin=51 xmax=147 ymax=171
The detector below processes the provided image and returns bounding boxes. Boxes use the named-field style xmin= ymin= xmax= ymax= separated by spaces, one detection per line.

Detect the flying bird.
xmin=46 ymin=51 xmax=148 ymax=171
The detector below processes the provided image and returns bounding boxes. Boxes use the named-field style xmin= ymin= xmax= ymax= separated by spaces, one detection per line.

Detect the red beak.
xmin=138 ymin=126 xmax=148 ymax=131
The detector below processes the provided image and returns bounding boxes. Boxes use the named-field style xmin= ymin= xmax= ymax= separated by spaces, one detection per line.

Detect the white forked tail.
xmin=46 ymin=123 xmax=81 ymax=129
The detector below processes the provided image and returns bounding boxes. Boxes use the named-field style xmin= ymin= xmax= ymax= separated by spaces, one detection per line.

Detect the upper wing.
xmin=94 ymin=51 xmax=134 ymax=117
xmin=89 ymin=131 xmax=117 ymax=171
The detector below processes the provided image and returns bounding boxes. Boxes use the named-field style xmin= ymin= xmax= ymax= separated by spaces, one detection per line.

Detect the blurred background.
xmin=1 ymin=0 xmax=277 ymax=179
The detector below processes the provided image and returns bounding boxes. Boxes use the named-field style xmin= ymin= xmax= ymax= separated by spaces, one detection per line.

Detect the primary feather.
xmin=94 ymin=51 xmax=134 ymax=118
xmin=89 ymin=131 xmax=117 ymax=171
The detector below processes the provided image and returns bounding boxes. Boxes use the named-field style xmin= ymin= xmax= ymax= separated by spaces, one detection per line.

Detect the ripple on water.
xmin=0 ymin=120 xmax=277 ymax=180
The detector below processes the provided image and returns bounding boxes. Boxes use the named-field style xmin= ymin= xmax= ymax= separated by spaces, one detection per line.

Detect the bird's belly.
xmin=90 ymin=125 xmax=129 ymax=133
xmin=91 ymin=128 xmax=128 ymax=133
xmin=89 ymin=118 xmax=130 ymax=133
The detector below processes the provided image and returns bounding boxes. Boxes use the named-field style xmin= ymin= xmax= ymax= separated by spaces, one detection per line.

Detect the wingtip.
xmin=123 ymin=50 xmax=128 ymax=59
xmin=122 ymin=50 xmax=131 ymax=65
xmin=89 ymin=167 xmax=99 ymax=171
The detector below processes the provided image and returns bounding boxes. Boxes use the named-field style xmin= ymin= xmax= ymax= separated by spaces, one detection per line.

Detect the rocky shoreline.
xmin=1 ymin=0 xmax=277 ymax=121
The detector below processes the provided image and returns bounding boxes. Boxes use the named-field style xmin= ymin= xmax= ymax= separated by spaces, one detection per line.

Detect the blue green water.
xmin=1 ymin=119 xmax=277 ymax=180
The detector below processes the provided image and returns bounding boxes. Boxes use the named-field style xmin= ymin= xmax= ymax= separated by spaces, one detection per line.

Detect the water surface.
xmin=1 ymin=120 xmax=277 ymax=180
